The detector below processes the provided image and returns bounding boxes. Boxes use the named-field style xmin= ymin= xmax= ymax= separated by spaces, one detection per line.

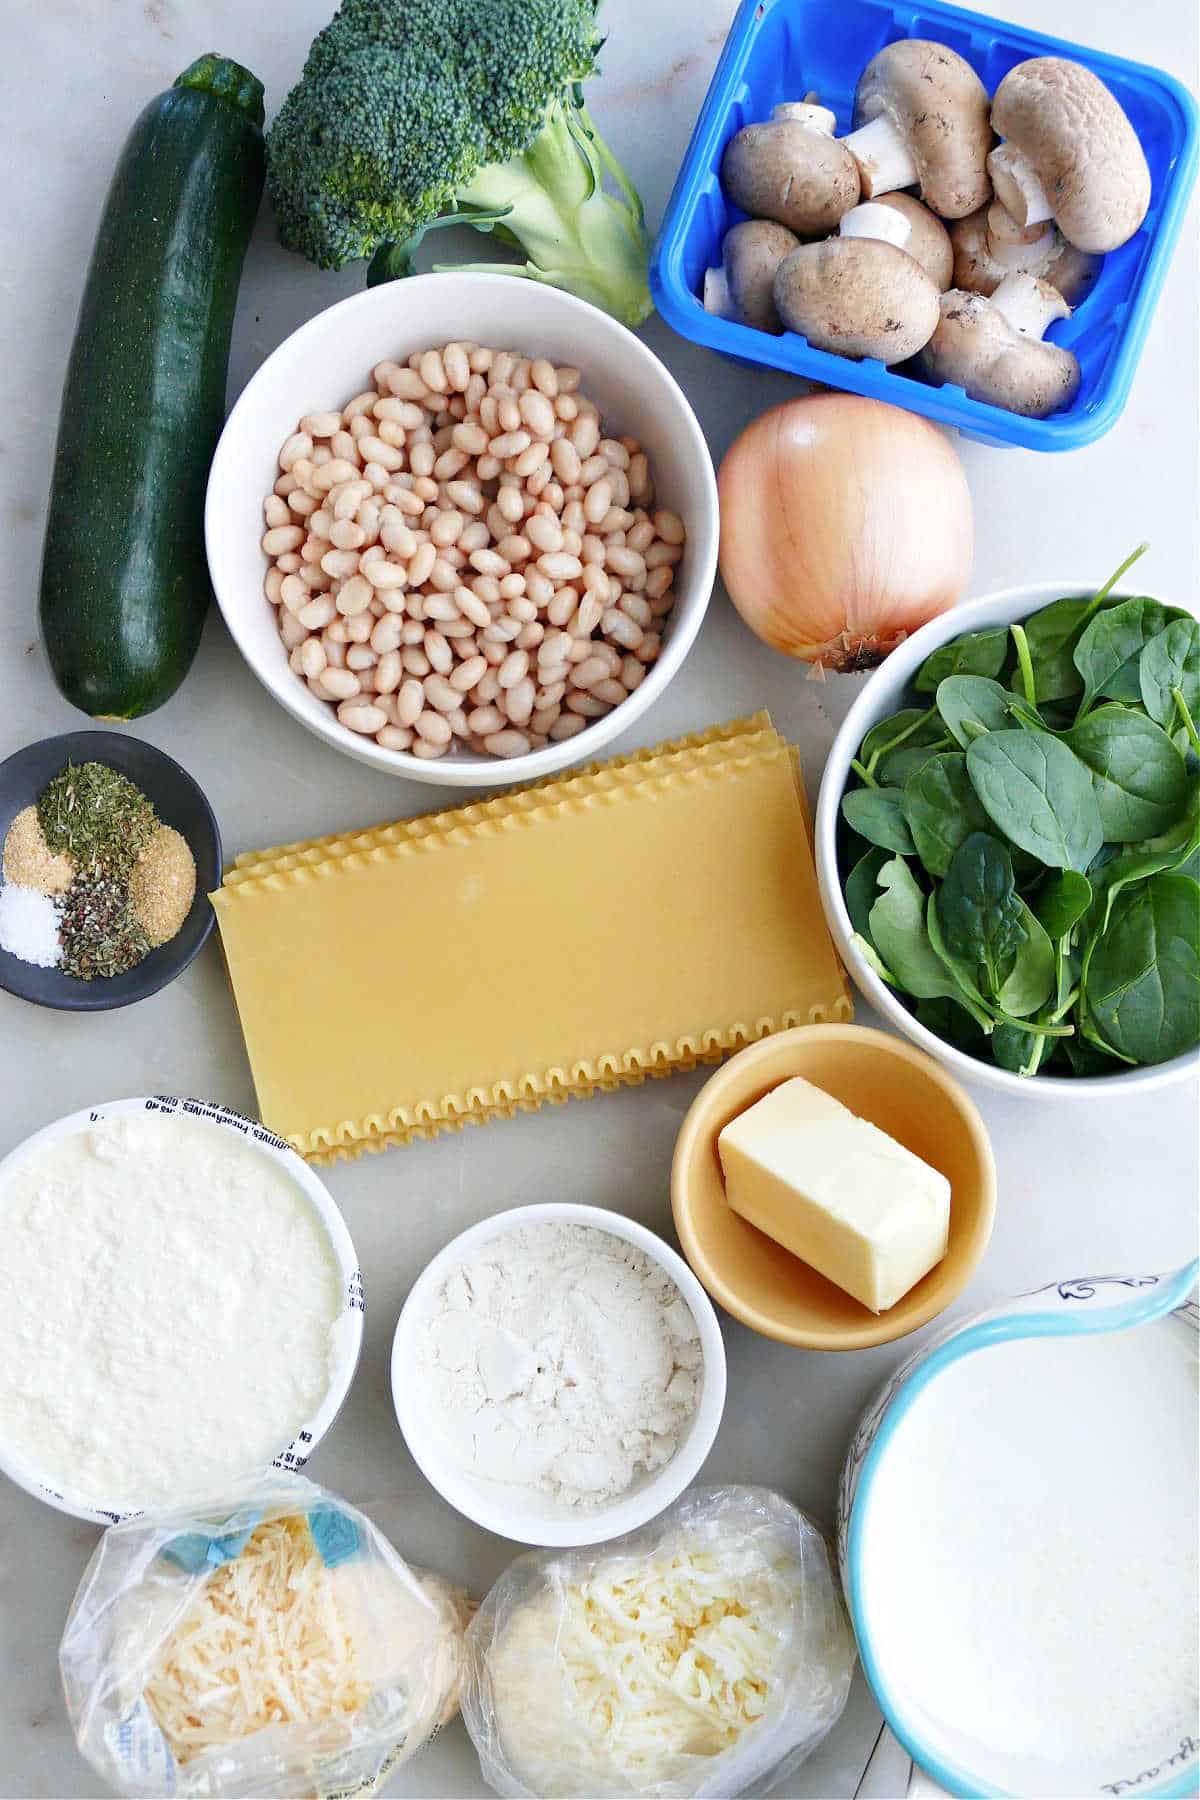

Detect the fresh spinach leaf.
xmin=991 ymin=1020 xmax=1048 ymax=1076
xmin=901 ymin=753 xmax=991 ymax=878
xmin=994 ymin=899 xmax=1056 ymax=1017
xmin=1009 ymin=547 xmax=1152 ymax=707
xmin=841 ymin=787 xmax=916 ymax=855
xmin=926 ymin=891 xmax=1071 ymax=1038
xmin=1034 ymin=870 xmax=1092 ymax=941
xmin=1011 ymin=596 xmax=1091 ymax=703
xmin=1004 ymin=694 xmax=1055 ymax=735
xmin=845 ymin=846 xmax=890 ymax=940
xmin=856 ymin=708 xmax=942 ymax=781
xmin=915 ymin=997 xmax=988 ymax=1053
xmin=915 ymin=627 xmax=1010 ymax=693
xmin=1066 ymin=705 xmax=1191 ymax=842
xmin=936 ymin=832 xmax=1027 ymax=995
xmin=966 ymin=730 xmax=1104 ymax=872
xmin=1140 ymin=617 xmax=1200 ymax=728
xmin=1063 ymin=1034 xmax=1128 ymax=1076
xmin=936 ymin=675 xmax=1012 ymax=747
xmin=1083 ymin=873 xmax=1200 ymax=1064
xmin=878 ymin=740 xmax=957 ymax=787
xmin=1073 ymin=597 xmax=1175 ymax=713
xmin=1085 ymin=790 xmax=1200 ymax=939
xmin=850 ymin=932 xmax=900 ymax=988
xmin=868 ymin=858 xmax=991 ymax=1027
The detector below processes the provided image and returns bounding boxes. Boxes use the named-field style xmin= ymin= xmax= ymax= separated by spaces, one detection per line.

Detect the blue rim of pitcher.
xmin=845 ymin=1260 xmax=1200 ymax=1800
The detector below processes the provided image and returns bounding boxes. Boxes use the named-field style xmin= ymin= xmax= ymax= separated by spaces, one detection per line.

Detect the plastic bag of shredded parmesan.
xmin=461 ymin=1486 xmax=856 ymax=1800
xmin=59 ymin=1474 xmax=469 ymax=1799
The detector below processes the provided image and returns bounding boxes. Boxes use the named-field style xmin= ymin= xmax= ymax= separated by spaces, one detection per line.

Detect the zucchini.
xmin=39 ymin=55 xmax=265 ymax=718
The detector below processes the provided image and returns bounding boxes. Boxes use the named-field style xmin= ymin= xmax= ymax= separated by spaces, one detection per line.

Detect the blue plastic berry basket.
xmin=650 ymin=0 xmax=1198 ymax=450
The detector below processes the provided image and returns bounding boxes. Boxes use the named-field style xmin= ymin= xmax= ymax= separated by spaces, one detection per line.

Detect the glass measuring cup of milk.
xmin=839 ymin=1262 xmax=1199 ymax=1799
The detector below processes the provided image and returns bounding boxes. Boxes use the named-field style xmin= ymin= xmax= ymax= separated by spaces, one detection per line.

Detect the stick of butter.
xmin=717 ymin=1077 xmax=951 ymax=1312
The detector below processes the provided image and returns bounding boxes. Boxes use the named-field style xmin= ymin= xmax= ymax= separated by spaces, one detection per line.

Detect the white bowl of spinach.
xmin=815 ymin=550 xmax=1200 ymax=1092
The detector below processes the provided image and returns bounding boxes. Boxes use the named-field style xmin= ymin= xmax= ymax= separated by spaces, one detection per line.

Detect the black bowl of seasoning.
xmin=0 ymin=731 xmax=221 ymax=1011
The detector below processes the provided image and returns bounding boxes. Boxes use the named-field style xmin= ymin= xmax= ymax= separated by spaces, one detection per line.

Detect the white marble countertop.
xmin=1 ymin=1 xmax=1196 ymax=1795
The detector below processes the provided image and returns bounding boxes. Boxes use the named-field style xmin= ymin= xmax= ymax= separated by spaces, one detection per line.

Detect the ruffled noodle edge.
xmin=299 ymin=996 xmax=855 ymax=1164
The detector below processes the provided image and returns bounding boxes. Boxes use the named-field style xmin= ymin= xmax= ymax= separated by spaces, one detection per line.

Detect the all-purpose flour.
xmin=0 ymin=1113 xmax=343 ymax=1507
xmin=416 ymin=1222 xmax=703 ymax=1508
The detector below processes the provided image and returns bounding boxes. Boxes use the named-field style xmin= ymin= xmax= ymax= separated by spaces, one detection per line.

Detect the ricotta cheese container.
xmin=0 ymin=1096 xmax=364 ymax=1523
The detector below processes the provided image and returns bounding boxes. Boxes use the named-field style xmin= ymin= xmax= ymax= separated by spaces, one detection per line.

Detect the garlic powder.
xmin=0 ymin=1113 xmax=343 ymax=1508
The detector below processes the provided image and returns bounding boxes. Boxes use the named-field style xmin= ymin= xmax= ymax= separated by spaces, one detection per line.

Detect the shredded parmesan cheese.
xmin=143 ymin=1517 xmax=370 ymax=1762
xmin=485 ymin=1533 xmax=811 ymax=1792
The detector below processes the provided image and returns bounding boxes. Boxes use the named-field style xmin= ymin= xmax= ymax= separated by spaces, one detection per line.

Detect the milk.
xmin=858 ymin=1314 xmax=1199 ymax=1795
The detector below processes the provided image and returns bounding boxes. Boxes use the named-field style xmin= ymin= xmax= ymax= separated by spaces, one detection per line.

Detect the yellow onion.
xmin=718 ymin=393 xmax=973 ymax=671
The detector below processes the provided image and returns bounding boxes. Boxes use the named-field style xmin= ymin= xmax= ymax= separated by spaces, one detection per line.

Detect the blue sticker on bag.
xmin=160 ymin=1516 xmax=260 ymax=1574
xmin=307 ymin=1504 xmax=362 ymax=1568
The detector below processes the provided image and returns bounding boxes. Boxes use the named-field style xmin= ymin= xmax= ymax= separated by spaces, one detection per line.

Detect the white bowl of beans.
xmin=205 ymin=273 xmax=718 ymax=784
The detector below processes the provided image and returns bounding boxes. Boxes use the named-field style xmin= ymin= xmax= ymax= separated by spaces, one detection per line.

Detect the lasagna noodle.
xmin=211 ymin=718 xmax=850 ymax=1161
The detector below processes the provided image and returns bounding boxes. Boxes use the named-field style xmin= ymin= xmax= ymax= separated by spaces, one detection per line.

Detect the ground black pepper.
xmin=58 ymin=872 xmax=152 ymax=980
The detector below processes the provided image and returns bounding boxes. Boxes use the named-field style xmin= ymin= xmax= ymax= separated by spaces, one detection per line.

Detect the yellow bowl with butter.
xmin=671 ymin=1025 xmax=996 ymax=1351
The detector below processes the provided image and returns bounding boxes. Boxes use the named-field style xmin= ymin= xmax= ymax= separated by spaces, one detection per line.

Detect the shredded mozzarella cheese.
xmin=486 ymin=1536 xmax=805 ymax=1790
xmin=143 ymin=1517 xmax=370 ymax=1762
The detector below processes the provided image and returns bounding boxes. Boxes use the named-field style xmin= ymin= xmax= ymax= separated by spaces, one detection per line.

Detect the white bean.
xmin=414 ymin=709 xmax=452 ymax=745
xmin=336 ymin=575 xmax=375 ymax=617
xmin=396 ymin=679 xmax=425 ymax=726
xmin=451 ymin=655 xmax=487 ymax=691
xmin=483 ymin=729 xmax=531 ymax=758
xmin=503 ymin=676 xmax=536 ymax=725
xmin=549 ymin=713 xmax=588 ymax=741
xmin=322 ymin=667 xmax=361 ymax=700
xmin=423 ymin=673 xmax=461 ymax=713
xmin=337 ymin=699 xmax=388 ymax=734
xmin=498 ymin=649 xmax=529 ymax=689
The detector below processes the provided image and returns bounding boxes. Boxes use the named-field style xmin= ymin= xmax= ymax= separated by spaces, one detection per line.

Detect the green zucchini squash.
xmin=39 ymin=55 xmax=265 ymax=717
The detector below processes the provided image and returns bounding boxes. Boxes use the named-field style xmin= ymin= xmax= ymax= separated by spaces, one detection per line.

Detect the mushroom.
xmin=869 ymin=193 xmax=954 ymax=290
xmin=773 ymin=202 xmax=941 ymax=364
xmin=721 ymin=103 xmax=860 ymax=237
xmin=842 ymin=40 xmax=993 ymax=219
xmin=950 ymin=200 xmax=1101 ymax=303
xmin=987 ymin=58 xmax=1151 ymax=252
xmin=918 ymin=272 xmax=1080 ymax=416
xmin=703 ymin=220 xmax=801 ymax=332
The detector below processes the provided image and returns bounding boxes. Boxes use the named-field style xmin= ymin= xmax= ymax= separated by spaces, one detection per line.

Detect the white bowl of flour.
xmin=392 ymin=1204 xmax=727 ymax=1546
xmin=0 ymin=1096 xmax=364 ymax=1523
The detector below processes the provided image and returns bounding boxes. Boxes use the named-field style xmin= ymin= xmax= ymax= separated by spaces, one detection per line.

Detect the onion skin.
xmin=717 ymin=394 xmax=973 ymax=671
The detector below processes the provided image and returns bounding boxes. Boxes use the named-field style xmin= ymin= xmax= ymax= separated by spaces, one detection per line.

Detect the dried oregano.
xmin=37 ymin=761 xmax=157 ymax=881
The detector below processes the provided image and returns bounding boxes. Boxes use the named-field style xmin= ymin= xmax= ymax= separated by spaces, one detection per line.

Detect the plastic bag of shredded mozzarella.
xmin=462 ymin=1485 xmax=856 ymax=1799
xmin=59 ymin=1474 xmax=469 ymax=1799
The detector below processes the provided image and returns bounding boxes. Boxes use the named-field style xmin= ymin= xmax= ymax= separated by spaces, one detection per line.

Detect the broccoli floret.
xmin=266 ymin=0 xmax=651 ymax=326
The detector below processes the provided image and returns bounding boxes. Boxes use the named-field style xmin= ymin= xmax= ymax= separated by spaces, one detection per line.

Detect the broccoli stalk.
xmin=268 ymin=0 xmax=653 ymax=327
xmin=447 ymin=97 xmax=650 ymax=324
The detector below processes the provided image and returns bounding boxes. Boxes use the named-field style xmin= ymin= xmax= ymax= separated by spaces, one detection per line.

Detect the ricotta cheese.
xmin=0 ymin=1113 xmax=343 ymax=1508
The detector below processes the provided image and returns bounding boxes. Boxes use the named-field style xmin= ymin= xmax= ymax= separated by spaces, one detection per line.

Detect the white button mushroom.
xmin=987 ymin=58 xmax=1151 ymax=252
xmin=721 ymin=102 xmax=861 ymax=237
xmin=950 ymin=199 xmax=1100 ymax=303
xmin=917 ymin=271 xmax=1081 ymax=416
xmin=704 ymin=219 xmax=801 ymax=332
xmin=842 ymin=40 xmax=993 ymax=219
xmin=773 ymin=201 xmax=941 ymax=364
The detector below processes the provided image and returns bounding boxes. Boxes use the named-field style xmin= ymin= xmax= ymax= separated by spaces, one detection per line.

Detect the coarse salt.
xmin=0 ymin=881 xmax=62 ymax=967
